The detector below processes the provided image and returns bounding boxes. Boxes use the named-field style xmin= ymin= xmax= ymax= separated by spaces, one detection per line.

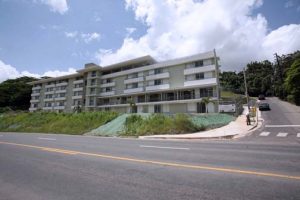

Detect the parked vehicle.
xmin=258 ymin=102 xmax=270 ymax=111
xmin=258 ymin=94 xmax=265 ymax=100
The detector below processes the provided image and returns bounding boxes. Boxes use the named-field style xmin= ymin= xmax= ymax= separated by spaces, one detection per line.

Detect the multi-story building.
xmin=28 ymin=50 xmax=220 ymax=113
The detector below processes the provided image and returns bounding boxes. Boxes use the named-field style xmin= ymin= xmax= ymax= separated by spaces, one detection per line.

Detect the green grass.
xmin=0 ymin=111 xmax=119 ymax=135
xmin=191 ymin=113 xmax=235 ymax=129
xmin=221 ymin=90 xmax=243 ymax=98
xmin=121 ymin=113 xmax=204 ymax=137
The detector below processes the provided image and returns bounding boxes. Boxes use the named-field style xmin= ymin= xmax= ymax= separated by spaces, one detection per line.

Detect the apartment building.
xmin=28 ymin=50 xmax=220 ymax=114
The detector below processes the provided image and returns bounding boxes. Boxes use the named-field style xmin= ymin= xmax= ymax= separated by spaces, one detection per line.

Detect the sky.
xmin=0 ymin=0 xmax=300 ymax=82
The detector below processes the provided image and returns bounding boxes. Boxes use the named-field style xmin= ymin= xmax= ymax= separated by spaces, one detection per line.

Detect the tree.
xmin=245 ymin=60 xmax=273 ymax=97
xmin=201 ymin=97 xmax=211 ymax=113
xmin=284 ymin=58 xmax=300 ymax=105
xmin=0 ymin=76 xmax=38 ymax=110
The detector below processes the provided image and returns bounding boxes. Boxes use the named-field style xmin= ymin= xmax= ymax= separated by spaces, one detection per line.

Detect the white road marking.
xmin=38 ymin=137 xmax=56 ymax=141
xmin=276 ymin=132 xmax=288 ymax=137
xmin=265 ymin=125 xmax=300 ymax=128
xmin=139 ymin=145 xmax=190 ymax=150
xmin=297 ymin=133 xmax=300 ymax=138
xmin=259 ymin=132 xmax=270 ymax=136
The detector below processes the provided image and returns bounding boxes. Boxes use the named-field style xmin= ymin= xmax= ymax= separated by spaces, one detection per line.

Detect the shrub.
xmin=0 ymin=111 xmax=119 ymax=134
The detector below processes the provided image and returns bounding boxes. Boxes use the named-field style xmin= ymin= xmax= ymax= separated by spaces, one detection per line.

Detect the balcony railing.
xmin=184 ymin=78 xmax=217 ymax=87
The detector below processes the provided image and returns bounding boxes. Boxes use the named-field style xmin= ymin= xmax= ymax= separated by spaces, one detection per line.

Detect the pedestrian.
xmin=246 ymin=113 xmax=251 ymax=125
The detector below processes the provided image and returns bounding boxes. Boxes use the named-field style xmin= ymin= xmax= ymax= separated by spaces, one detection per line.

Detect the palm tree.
xmin=201 ymin=97 xmax=211 ymax=113
xmin=127 ymin=98 xmax=136 ymax=113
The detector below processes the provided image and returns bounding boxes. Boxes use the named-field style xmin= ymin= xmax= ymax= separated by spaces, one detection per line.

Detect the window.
xmin=91 ymin=71 xmax=97 ymax=77
xmin=75 ymin=83 xmax=83 ymax=88
xmin=195 ymin=73 xmax=204 ymax=80
xmin=91 ymin=79 xmax=96 ymax=86
xmin=200 ymin=87 xmax=213 ymax=97
xmin=74 ymin=91 xmax=83 ymax=96
xmin=154 ymin=68 xmax=163 ymax=74
xmin=154 ymin=105 xmax=161 ymax=113
xmin=89 ymin=99 xmax=94 ymax=106
xmin=73 ymin=100 xmax=81 ymax=106
xmin=57 ymin=101 xmax=65 ymax=106
xmin=154 ymin=79 xmax=162 ymax=85
xmin=195 ymin=60 xmax=203 ymax=67
xmin=129 ymin=73 xmax=138 ymax=79
xmin=132 ymin=83 xmax=138 ymax=88
xmin=90 ymin=88 xmax=96 ymax=94
xmin=106 ymin=78 xmax=112 ymax=83
xmin=45 ymin=94 xmax=53 ymax=99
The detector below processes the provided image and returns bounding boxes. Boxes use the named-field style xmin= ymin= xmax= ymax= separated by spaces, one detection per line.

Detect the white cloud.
xmin=65 ymin=31 xmax=101 ymax=44
xmin=39 ymin=0 xmax=69 ymax=14
xmin=0 ymin=59 xmax=76 ymax=83
xmin=126 ymin=27 xmax=137 ymax=37
xmin=285 ymin=0 xmax=294 ymax=8
xmin=65 ymin=31 xmax=78 ymax=38
xmin=95 ymin=0 xmax=300 ymax=70
xmin=81 ymin=32 xmax=101 ymax=43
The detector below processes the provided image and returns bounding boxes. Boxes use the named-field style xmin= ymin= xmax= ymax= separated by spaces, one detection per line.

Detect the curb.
xmin=139 ymin=133 xmax=238 ymax=140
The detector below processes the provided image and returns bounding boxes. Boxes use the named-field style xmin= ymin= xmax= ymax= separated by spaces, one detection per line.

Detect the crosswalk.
xmin=258 ymin=132 xmax=300 ymax=138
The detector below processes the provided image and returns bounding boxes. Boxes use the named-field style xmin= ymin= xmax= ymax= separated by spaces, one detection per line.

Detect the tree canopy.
xmin=0 ymin=76 xmax=38 ymax=110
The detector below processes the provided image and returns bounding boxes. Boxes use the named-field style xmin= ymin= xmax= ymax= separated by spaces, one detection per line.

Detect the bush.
xmin=122 ymin=113 xmax=205 ymax=136
xmin=0 ymin=111 xmax=119 ymax=134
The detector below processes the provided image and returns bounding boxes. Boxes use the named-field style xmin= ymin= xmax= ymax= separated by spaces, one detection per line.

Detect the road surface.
xmin=0 ymin=98 xmax=299 ymax=200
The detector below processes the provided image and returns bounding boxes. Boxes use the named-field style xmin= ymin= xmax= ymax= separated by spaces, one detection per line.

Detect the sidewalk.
xmin=139 ymin=106 xmax=262 ymax=140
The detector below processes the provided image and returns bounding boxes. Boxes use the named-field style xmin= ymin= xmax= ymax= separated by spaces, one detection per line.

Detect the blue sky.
xmin=0 ymin=0 xmax=300 ymax=82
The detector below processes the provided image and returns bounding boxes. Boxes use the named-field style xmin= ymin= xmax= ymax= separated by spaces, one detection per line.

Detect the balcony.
xmin=72 ymin=87 xmax=83 ymax=92
xmin=56 ymin=82 xmax=68 ymax=87
xmin=54 ymin=106 xmax=65 ymax=110
xmin=31 ymin=93 xmax=40 ymax=96
xmin=124 ymin=87 xmax=144 ymax=94
xmin=73 ymin=79 xmax=83 ymax=84
xmin=42 ymin=107 xmax=53 ymax=110
xmin=55 ymin=97 xmax=66 ymax=101
xmin=146 ymin=72 xmax=169 ymax=81
xmin=30 ymin=99 xmax=39 ymax=103
xmin=44 ymin=98 xmax=54 ymax=102
xmin=100 ymin=82 xmax=115 ymax=88
xmin=32 ymin=86 xmax=41 ymax=90
xmin=55 ymin=89 xmax=67 ymax=93
xmin=184 ymin=65 xmax=215 ymax=75
xmin=44 ymin=91 xmax=55 ymax=95
xmin=45 ymin=84 xmax=55 ymax=88
xmin=146 ymin=84 xmax=170 ymax=91
xmin=29 ymin=107 xmax=38 ymax=111
xmin=124 ymin=77 xmax=144 ymax=84
xmin=100 ymin=91 xmax=115 ymax=96
xmin=184 ymin=78 xmax=217 ymax=87
xmin=72 ymin=95 xmax=82 ymax=99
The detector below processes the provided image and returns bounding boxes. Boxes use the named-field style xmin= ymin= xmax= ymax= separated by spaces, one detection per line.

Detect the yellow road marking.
xmin=0 ymin=140 xmax=299 ymax=181
xmin=42 ymin=148 xmax=78 ymax=155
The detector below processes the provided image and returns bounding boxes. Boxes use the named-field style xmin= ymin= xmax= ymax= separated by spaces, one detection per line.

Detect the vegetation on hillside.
xmin=121 ymin=113 xmax=234 ymax=137
xmin=0 ymin=111 xmax=118 ymax=134
xmin=0 ymin=76 xmax=38 ymax=111
xmin=220 ymin=50 xmax=300 ymax=105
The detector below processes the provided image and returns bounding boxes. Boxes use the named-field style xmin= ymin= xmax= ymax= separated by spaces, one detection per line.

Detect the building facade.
xmin=29 ymin=50 xmax=220 ymax=114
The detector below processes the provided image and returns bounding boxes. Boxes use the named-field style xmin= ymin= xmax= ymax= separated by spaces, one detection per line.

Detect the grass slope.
xmin=0 ymin=111 xmax=118 ymax=135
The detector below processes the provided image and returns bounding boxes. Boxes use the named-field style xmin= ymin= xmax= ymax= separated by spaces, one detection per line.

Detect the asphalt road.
xmin=242 ymin=97 xmax=300 ymax=144
xmin=0 ymin=98 xmax=299 ymax=200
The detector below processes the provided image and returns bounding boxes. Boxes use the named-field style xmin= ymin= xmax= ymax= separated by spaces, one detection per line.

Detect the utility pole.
xmin=243 ymin=68 xmax=250 ymax=110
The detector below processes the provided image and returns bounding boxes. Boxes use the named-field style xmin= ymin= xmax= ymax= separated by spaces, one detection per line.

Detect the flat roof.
xmin=28 ymin=73 xmax=82 ymax=85
xmin=28 ymin=50 xmax=217 ymax=85
xmin=102 ymin=55 xmax=156 ymax=71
